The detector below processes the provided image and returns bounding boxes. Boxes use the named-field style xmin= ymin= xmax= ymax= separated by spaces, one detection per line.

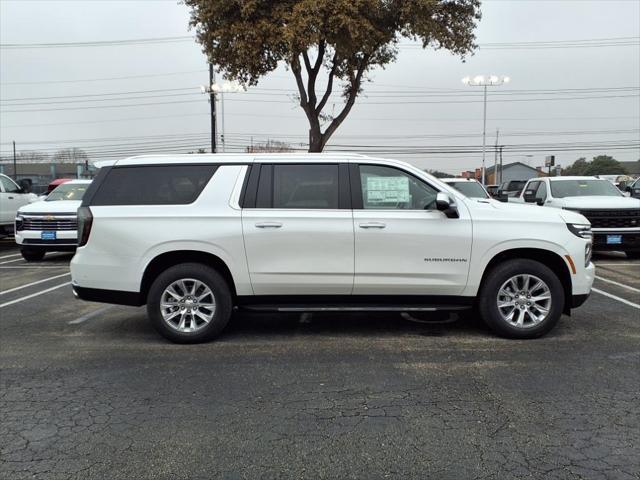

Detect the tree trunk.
xmin=308 ymin=128 xmax=323 ymax=152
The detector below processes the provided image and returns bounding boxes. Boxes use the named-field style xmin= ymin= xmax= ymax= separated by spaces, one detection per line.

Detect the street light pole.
xmin=201 ymin=76 xmax=245 ymax=154
xmin=209 ymin=64 xmax=217 ymax=154
xmin=462 ymin=75 xmax=510 ymax=185
xmin=481 ymin=85 xmax=487 ymax=185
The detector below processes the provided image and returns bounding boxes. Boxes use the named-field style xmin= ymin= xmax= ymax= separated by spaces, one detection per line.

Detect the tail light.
xmin=77 ymin=207 xmax=93 ymax=247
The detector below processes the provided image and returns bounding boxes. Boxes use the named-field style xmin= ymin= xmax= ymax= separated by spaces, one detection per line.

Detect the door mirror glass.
xmin=523 ymin=189 xmax=537 ymax=202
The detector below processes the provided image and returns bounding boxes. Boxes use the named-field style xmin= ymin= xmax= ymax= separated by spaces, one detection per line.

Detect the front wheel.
xmin=21 ymin=248 xmax=45 ymax=262
xmin=478 ymin=259 xmax=565 ymax=339
xmin=147 ymin=263 xmax=232 ymax=343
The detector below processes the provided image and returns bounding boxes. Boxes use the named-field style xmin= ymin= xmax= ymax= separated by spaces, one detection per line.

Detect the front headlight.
xmin=15 ymin=215 xmax=23 ymax=231
xmin=585 ymin=242 xmax=593 ymax=267
xmin=567 ymin=223 xmax=592 ymax=239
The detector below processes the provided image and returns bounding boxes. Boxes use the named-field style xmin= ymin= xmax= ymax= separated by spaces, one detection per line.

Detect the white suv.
xmin=513 ymin=176 xmax=640 ymax=258
xmin=15 ymin=179 xmax=92 ymax=261
xmin=71 ymin=154 xmax=595 ymax=343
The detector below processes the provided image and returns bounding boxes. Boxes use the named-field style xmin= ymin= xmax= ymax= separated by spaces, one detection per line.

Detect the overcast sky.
xmin=1 ymin=0 xmax=639 ymax=175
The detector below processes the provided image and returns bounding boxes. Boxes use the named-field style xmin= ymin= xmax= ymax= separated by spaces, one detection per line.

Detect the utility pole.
xmin=12 ymin=141 xmax=17 ymax=180
xmin=209 ymin=64 xmax=217 ymax=154
xmin=493 ymin=129 xmax=499 ymax=185
xmin=498 ymin=145 xmax=504 ymax=184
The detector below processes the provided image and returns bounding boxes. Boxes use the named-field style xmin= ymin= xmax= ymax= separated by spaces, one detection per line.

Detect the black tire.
xmin=478 ymin=259 xmax=565 ymax=339
xmin=146 ymin=263 xmax=232 ymax=344
xmin=20 ymin=248 xmax=45 ymax=262
xmin=625 ymin=251 xmax=640 ymax=260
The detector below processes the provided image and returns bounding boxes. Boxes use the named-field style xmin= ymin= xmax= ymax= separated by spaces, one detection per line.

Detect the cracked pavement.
xmin=0 ymin=250 xmax=639 ymax=479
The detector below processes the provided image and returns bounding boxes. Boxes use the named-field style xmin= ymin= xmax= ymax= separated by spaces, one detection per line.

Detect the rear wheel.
xmin=478 ymin=259 xmax=565 ymax=339
xmin=625 ymin=251 xmax=640 ymax=259
xmin=20 ymin=248 xmax=45 ymax=262
xmin=147 ymin=263 xmax=232 ymax=343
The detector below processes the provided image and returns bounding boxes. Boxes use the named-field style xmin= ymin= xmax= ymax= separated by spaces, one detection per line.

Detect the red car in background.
xmin=47 ymin=178 xmax=73 ymax=194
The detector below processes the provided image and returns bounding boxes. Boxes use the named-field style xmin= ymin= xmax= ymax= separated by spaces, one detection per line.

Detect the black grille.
xmin=21 ymin=216 xmax=77 ymax=231
xmin=577 ymin=209 xmax=640 ymax=229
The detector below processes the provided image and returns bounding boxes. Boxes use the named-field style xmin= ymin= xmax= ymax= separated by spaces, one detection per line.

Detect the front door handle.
xmin=359 ymin=222 xmax=386 ymax=229
xmin=255 ymin=222 xmax=283 ymax=229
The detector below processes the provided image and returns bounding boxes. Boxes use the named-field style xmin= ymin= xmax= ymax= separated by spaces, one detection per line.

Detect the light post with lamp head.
xmin=462 ymin=75 xmax=510 ymax=185
xmin=200 ymin=76 xmax=245 ymax=153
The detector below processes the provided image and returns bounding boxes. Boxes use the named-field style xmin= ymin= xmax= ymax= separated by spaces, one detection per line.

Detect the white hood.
xmin=552 ymin=195 xmax=640 ymax=210
xmin=17 ymin=200 xmax=82 ymax=215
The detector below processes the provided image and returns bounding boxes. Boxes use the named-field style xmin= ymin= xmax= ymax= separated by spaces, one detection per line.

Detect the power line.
xmin=0 ymin=70 xmax=207 ymax=85
xmin=3 ymin=92 xmax=638 ymax=113
xmin=2 ymin=35 xmax=638 ymax=49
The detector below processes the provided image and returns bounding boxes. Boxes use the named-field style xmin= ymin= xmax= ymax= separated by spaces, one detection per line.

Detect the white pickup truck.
xmin=0 ymin=173 xmax=38 ymax=235
xmin=512 ymin=176 xmax=640 ymax=258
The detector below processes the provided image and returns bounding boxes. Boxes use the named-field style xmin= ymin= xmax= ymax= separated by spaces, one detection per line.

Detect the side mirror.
xmin=536 ymin=199 xmax=545 ymax=206
xmin=522 ymin=189 xmax=537 ymax=203
xmin=435 ymin=192 xmax=459 ymax=218
xmin=625 ymin=185 xmax=632 ymax=193
xmin=18 ymin=179 xmax=32 ymax=193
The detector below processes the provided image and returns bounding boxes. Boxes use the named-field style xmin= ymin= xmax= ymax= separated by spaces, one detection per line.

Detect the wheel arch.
xmin=478 ymin=248 xmax=572 ymax=315
xmin=140 ymin=250 xmax=237 ymax=301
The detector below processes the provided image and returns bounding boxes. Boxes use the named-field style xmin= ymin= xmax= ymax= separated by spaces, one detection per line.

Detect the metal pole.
xmin=499 ymin=145 xmax=504 ymax=184
xmin=12 ymin=141 xmax=17 ymax=180
xmin=493 ymin=128 xmax=499 ymax=185
xmin=209 ymin=64 xmax=217 ymax=153
xmin=220 ymin=91 xmax=225 ymax=153
xmin=481 ymin=85 xmax=487 ymax=185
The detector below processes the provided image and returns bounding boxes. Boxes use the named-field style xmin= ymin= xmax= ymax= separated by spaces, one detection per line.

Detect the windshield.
xmin=46 ymin=183 xmax=89 ymax=201
xmin=550 ymin=179 xmax=622 ymax=198
xmin=448 ymin=181 xmax=489 ymax=198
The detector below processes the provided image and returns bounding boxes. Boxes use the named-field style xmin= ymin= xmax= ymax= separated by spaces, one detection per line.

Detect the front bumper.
xmin=593 ymin=230 xmax=640 ymax=252
xmin=15 ymin=230 xmax=78 ymax=250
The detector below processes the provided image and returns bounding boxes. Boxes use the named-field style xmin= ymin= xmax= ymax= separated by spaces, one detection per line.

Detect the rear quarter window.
xmin=91 ymin=165 xmax=218 ymax=206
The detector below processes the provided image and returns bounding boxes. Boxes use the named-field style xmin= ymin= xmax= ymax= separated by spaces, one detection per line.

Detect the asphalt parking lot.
xmin=1 ymin=237 xmax=639 ymax=480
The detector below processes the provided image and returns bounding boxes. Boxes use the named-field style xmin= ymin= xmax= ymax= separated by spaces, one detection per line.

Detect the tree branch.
xmin=303 ymin=41 xmax=325 ymax=111
xmin=315 ymin=53 xmax=338 ymax=116
xmin=291 ymin=55 xmax=312 ymax=123
xmin=320 ymin=54 xmax=370 ymax=149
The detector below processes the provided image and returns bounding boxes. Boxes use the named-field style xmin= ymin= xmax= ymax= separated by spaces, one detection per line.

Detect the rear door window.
xmin=251 ymin=164 xmax=342 ymax=209
xmin=91 ymin=165 xmax=217 ymax=206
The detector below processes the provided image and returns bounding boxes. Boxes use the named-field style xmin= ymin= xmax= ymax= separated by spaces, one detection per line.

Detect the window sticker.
xmin=366 ymin=176 xmax=410 ymax=203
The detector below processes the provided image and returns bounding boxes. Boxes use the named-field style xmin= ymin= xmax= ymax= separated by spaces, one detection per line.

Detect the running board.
xmin=240 ymin=304 xmax=472 ymax=313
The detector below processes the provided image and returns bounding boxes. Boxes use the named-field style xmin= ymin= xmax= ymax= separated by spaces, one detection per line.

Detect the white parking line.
xmin=0 ymin=272 xmax=71 ymax=296
xmin=0 ymin=282 xmax=71 ymax=309
xmin=68 ymin=305 xmax=115 ymax=325
xmin=0 ymin=266 xmax=67 ymax=269
xmin=592 ymin=288 xmax=640 ymax=309
xmin=595 ymin=263 xmax=640 ymax=267
xmin=0 ymin=253 xmax=21 ymax=260
xmin=0 ymin=258 xmax=23 ymax=265
xmin=595 ymin=275 xmax=640 ymax=293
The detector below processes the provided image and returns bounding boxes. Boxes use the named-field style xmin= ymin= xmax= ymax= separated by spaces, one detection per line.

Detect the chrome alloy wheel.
xmin=496 ymin=274 xmax=552 ymax=328
xmin=160 ymin=278 xmax=216 ymax=333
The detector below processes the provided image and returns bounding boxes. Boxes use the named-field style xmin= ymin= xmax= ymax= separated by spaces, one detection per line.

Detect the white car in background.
xmin=514 ymin=176 xmax=640 ymax=258
xmin=441 ymin=178 xmax=491 ymax=200
xmin=0 ymin=173 xmax=38 ymax=234
xmin=15 ymin=179 xmax=92 ymax=261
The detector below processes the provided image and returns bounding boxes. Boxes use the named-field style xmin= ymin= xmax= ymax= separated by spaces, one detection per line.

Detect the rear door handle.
xmin=359 ymin=222 xmax=386 ymax=229
xmin=255 ymin=222 xmax=283 ymax=229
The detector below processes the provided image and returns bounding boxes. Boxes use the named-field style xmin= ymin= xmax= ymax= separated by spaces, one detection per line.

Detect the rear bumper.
xmin=72 ymin=285 xmax=144 ymax=307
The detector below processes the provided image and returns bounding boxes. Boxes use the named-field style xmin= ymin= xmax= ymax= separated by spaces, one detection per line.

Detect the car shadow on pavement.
xmin=218 ymin=310 xmax=491 ymax=341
